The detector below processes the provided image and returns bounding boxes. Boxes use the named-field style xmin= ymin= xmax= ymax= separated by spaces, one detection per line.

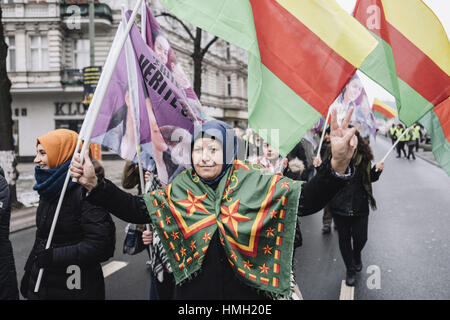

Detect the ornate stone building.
xmin=2 ymin=0 xmax=248 ymax=159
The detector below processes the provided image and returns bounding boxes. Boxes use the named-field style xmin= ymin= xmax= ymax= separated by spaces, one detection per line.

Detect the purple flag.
xmin=91 ymin=6 xmax=207 ymax=184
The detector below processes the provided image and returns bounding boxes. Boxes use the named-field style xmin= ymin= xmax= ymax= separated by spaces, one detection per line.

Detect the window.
xmin=29 ymin=36 xmax=49 ymax=71
xmin=5 ymin=36 xmax=16 ymax=72
xmin=226 ymin=43 xmax=231 ymax=61
xmin=74 ymin=39 xmax=90 ymax=69
xmin=227 ymin=76 xmax=232 ymax=97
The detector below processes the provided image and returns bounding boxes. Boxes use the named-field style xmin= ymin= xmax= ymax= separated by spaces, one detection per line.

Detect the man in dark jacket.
xmin=0 ymin=166 xmax=19 ymax=300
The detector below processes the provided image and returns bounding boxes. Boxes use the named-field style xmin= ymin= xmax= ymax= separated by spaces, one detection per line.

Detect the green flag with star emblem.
xmin=143 ymin=160 xmax=303 ymax=296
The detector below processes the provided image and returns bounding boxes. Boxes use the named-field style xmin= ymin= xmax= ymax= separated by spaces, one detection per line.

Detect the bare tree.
xmin=0 ymin=7 xmax=21 ymax=208
xmin=156 ymin=12 xmax=218 ymax=100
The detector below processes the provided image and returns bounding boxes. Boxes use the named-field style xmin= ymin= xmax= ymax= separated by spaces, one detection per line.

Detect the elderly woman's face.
xmin=192 ymin=138 xmax=223 ymax=181
xmin=34 ymin=144 xmax=50 ymax=169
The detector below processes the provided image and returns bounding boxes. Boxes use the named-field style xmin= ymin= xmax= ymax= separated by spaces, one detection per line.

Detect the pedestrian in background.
xmin=395 ymin=124 xmax=407 ymax=158
xmin=389 ymin=124 xmax=396 ymax=145
xmin=412 ymin=123 xmax=421 ymax=153
xmin=0 ymin=166 xmax=19 ymax=300
xmin=406 ymin=129 xmax=416 ymax=160
xmin=21 ymin=129 xmax=116 ymax=300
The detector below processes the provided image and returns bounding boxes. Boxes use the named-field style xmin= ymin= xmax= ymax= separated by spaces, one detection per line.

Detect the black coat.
xmin=0 ymin=170 xmax=19 ymax=300
xmin=328 ymin=159 xmax=381 ymax=217
xmin=85 ymin=159 xmax=351 ymax=299
xmin=21 ymin=184 xmax=116 ymax=300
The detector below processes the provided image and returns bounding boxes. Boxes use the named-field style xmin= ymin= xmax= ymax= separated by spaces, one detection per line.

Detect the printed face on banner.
xmin=331 ymin=74 xmax=378 ymax=138
xmin=90 ymin=6 xmax=208 ymax=185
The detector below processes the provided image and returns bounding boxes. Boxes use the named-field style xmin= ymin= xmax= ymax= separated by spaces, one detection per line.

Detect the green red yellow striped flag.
xmin=353 ymin=0 xmax=450 ymax=175
xmin=159 ymin=0 xmax=377 ymax=155
xmin=353 ymin=0 xmax=449 ymax=126
xmin=372 ymin=98 xmax=397 ymax=120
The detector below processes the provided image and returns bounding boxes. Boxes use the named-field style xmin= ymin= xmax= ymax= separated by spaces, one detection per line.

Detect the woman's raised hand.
xmin=329 ymin=107 xmax=358 ymax=174
xmin=69 ymin=150 xmax=98 ymax=191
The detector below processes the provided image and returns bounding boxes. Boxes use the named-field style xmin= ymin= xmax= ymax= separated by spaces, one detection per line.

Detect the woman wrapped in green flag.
xmin=69 ymin=108 xmax=358 ymax=299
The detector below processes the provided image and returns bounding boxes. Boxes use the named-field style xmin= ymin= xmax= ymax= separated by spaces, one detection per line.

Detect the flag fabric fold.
xmin=159 ymin=0 xmax=377 ymax=156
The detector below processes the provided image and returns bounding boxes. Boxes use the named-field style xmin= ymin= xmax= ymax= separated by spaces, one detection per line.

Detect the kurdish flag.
xmin=372 ymin=98 xmax=397 ymax=120
xmin=159 ymin=0 xmax=378 ymax=155
xmin=353 ymin=0 xmax=450 ymax=176
xmin=353 ymin=0 xmax=449 ymax=127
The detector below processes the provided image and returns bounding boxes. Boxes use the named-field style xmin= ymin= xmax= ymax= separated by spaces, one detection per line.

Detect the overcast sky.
xmin=335 ymin=0 xmax=449 ymax=106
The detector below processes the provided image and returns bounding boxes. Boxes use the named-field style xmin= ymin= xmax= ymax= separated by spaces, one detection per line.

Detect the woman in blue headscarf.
xmin=70 ymin=109 xmax=358 ymax=299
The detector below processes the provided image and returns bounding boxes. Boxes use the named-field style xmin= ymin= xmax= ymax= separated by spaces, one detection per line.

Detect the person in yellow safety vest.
xmin=395 ymin=124 xmax=407 ymax=158
xmin=405 ymin=128 xmax=416 ymax=160
xmin=412 ymin=123 xmax=421 ymax=152
xmin=389 ymin=124 xmax=396 ymax=145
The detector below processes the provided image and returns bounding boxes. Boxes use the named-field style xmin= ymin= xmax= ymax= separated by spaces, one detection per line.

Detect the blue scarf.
xmin=191 ymin=120 xmax=238 ymax=185
xmin=33 ymin=160 xmax=76 ymax=202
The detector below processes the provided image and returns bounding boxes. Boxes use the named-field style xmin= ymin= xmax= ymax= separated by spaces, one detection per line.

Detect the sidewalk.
xmin=10 ymin=159 xmax=130 ymax=233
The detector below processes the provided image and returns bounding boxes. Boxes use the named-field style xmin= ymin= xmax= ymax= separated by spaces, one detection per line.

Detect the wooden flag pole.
xmin=34 ymin=0 xmax=144 ymax=294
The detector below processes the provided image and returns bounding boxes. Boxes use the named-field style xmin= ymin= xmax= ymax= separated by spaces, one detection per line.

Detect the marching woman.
xmin=70 ymin=109 xmax=357 ymax=299
xmin=318 ymin=129 xmax=384 ymax=286
xmin=21 ymin=129 xmax=116 ymax=300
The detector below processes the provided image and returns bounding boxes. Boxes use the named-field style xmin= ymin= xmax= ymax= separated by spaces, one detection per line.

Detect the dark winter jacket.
xmin=21 ymin=184 xmax=116 ymax=300
xmin=84 ymin=159 xmax=351 ymax=299
xmin=328 ymin=153 xmax=381 ymax=217
xmin=0 ymin=168 xmax=19 ymax=300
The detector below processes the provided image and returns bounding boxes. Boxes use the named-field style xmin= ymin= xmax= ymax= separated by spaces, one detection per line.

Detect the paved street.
xmin=9 ymin=137 xmax=450 ymax=300
xmin=295 ymin=135 xmax=450 ymax=300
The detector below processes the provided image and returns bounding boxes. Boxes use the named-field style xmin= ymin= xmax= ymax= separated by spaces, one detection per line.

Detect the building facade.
xmin=2 ymin=0 xmax=248 ymax=159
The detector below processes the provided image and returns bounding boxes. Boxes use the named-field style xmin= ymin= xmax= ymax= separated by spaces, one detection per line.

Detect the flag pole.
xmin=379 ymin=126 xmax=412 ymax=163
xmin=315 ymin=106 xmax=333 ymax=159
xmin=34 ymin=0 xmax=144 ymax=294
xmin=73 ymin=0 xmax=144 ymax=181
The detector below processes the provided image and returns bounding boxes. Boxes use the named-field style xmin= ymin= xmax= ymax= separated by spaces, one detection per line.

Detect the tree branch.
xmin=201 ymin=36 xmax=219 ymax=58
xmin=155 ymin=12 xmax=195 ymax=42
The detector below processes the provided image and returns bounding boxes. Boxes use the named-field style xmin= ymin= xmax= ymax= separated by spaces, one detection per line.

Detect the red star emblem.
xmin=269 ymin=210 xmax=278 ymax=219
xmin=220 ymin=199 xmax=251 ymax=238
xmin=265 ymin=227 xmax=275 ymax=238
xmin=259 ymin=263 xmax=270 ymax=275
xmin=176 ymin=189 xmax=209 ymax=216
xmin=243 ymin=260 xmax=253 ymax=271
xmin=165 ymin=216 xmax=172 ymax=224
xmin=160 ymin=202 xmax=166 ymax=209
xmin=262 ymin=244 xmax=273 ymax=255
xmin=280 ymin=181 xmax=290 ymax=189
xmin=190 ymin=240 xmax=197 ymax=251
xmin=201 ymin=231 xmax=212 ymax=243
xmin=171 ymin=231 xmax=180 ymax=240
xmin=180 ymin=247 xmax=187 ymax=257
